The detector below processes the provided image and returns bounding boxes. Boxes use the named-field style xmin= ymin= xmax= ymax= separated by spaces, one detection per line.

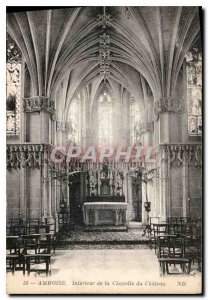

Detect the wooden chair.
xmin=183 ymin=235 xmax=202 ymax=270
xmin=23 ymin=234 xmax=53 ymax=276
xmin=27 ymin=218 xmax=41 ymax=234
xmin=151 ymin=224 xmax=168 ymax=253
xmin=157 ymin=236 xmax=191 ymax=276
xmin=10 ymin=224 xmax=27 ymax=236
xmin=48 ymin=220 xmax=57 ymax=253
xmin=167 ymin=216 xmax=191 ymax=224
xmin=10 ymin=218 xmax=24 ymax=226
xmin=7 ymin=218 xmax=26 ymax=236
xmin=157 ymin=236 xmax=183 ymax=259
xmin=168 ymin=223 xmax=192 ymax=237
xmin=6 ymin=236 xmax=24 ymax=274
xmin=58 ymin=211 xmax=73 ymax=233
xmin=159 ymin=258 xmax=191 ymax=276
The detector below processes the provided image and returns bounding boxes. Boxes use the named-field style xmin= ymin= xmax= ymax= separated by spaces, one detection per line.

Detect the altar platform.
xmin=83 ymin=202 xmax=128 ymax=226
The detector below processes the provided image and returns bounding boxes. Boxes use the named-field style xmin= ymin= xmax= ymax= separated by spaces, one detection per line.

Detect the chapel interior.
xmin=6 ymin=6 xmax=202 ymax=279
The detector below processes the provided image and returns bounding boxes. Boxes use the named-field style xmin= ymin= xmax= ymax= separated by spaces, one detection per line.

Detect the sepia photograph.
xmin=5 ymin=5 xmax=203 ymax=294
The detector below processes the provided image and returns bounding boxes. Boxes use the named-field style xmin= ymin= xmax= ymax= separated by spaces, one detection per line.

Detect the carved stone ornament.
xmin=56 ymin=121 xmax=71 ymax=132
xmin=56 ymin=121 xmax=66 ymax=132
xmin=153 ymin=97 xmax=184 ymax=121
xmin=88 ymin=171 xmax=98 ymax=196
xmin=97 ymin=33 xmax=112 ymax=83
xmin=7 ymin=34 xmax=22 ymax=63
xmin=125 ymin=7 xmax=131 ymax=19
xmin=23 ymin=96 xmax=55 ymax=117
xmin=137 ymin=121 xmax=154 ymax=135
xmin=7 ymin=144 xmax=51 ymax=169
xmin=155 ymin=144 xmax=202 ymax=167
xmin=97 ymin=12 xmax=113 ymax=29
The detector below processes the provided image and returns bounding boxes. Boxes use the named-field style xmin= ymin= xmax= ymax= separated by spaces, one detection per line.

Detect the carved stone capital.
xmin=153 ymin=97 xmax=184 ymax=121
xmin=138 ymin=121 xmax=154 ymax=135
xmin=56 ymin=121 xmax=73 ymax=132
xmin=23 ymin=96 xmax=55 ymax=117
xmin=56 ymin=121 xmax=66 ymax=132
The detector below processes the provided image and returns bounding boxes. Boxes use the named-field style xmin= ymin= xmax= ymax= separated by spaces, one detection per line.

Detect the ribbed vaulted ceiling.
xmin=7 ymin=7 xmax=201 ymax=108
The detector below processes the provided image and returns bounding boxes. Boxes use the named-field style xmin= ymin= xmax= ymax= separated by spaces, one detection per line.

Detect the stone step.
xmin=55 ymin=239 xmax=150 ymax=249
xmin=84 ymin=225 xmax=128 ymax=232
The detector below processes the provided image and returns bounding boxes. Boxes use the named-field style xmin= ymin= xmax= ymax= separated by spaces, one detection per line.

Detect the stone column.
xmin=56 ymin=121 xmax=66 ymax=146
xmin=137 ymin=121 xmax=154 ymax=223
xmin=160 ymin=147 xmax=170 ymax=221
xmin=115 ymin=209 xmax=119 ymax=226
xmin=126 ymin=174 xmax=133 ymax=221
xmin=153 ymin=97 xmax=184 ymax=220
xmin=23 ymin=97 xmax=55 ymax=223
xmin=19 ymin=148 xmax=26 ymax=220
xmin=138 ymin=121 xmax=154 ymax=146
xmin=182 ymin=155 xmax=189 ymax=217
xmin=23 ymin=96 xmax=55 ymax=143
xmin=153 ymin=97 xmax=184 ymax=144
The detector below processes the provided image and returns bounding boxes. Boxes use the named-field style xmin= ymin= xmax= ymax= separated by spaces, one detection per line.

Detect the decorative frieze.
xmin=7 ymin=144 xmax=51 ymax=169
xmin=155 ymin=144 xmax=202 ymax=167
xmin=23 ymin=96 xmax=55 ymax=117
xmin=153 ymin=97 xmax=184 ymax=121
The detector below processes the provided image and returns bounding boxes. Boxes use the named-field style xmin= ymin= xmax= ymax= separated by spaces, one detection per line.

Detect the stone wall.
xmin=6 ymin=168 xmax=21 ymax=219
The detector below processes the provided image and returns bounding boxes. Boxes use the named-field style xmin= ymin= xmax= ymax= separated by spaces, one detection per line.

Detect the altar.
xmin=82 ymin=202 xmax=128 ymax=226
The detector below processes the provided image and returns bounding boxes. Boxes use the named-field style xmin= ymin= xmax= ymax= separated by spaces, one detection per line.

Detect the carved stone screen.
xmin=186 ymin=45 xmax=202 ymax=136
xmin=6 ymin=34 xmax=22 ymax=135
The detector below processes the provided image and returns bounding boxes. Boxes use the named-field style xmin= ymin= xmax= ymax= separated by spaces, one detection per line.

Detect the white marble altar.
xmin=83 ymin=202 xmax=128 ymax=226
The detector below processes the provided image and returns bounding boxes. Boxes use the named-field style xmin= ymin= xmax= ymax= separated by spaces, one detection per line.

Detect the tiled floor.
xmin=7 ymin=248 xmax=202 ymax=294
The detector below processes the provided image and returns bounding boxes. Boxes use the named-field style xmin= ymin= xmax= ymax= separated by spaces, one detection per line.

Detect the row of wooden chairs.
xmin=141 ymin=215 xmax=199 ymax=275
xmin=148 ymin=217 xmax=202 ymax=276
xmin=6 ymin=233 xmax=53 ymax=276
xmin=6 ymin=218 xmax=55 ymax=236
xmin=6 ymin=218 xmax=57 ymax=255
xmin=150 ymin=222 xmax=201 ymax=251
xmin=167 ymin=216 xmax=201 ymax=225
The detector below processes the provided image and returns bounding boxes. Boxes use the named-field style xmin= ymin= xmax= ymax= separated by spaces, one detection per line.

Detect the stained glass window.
xmin=186 ymin=47 xmax=202 ymax=136
xmin=130 ymin=97 xmax=140 ymax=144
xmin=98 ymin=91 xmax=112 ymax=146
xmin=6 ymin=35 xmax=22 ymax=135
xmin=68 ymin=98 xmax=80 ymax=145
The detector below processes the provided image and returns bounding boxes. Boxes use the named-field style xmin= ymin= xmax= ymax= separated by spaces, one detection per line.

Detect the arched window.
xmin=98 ymin=91 xmax=112 ymax=146
xmin=6 ymin=35 xmax=22 ymax=135
xmin=68 ymin=98 xmax=80 ymax=145
xmin=185 ymin=47 xmax=202 ymax=136
xmin=130 ymin=97 xmax=141 ymax=144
